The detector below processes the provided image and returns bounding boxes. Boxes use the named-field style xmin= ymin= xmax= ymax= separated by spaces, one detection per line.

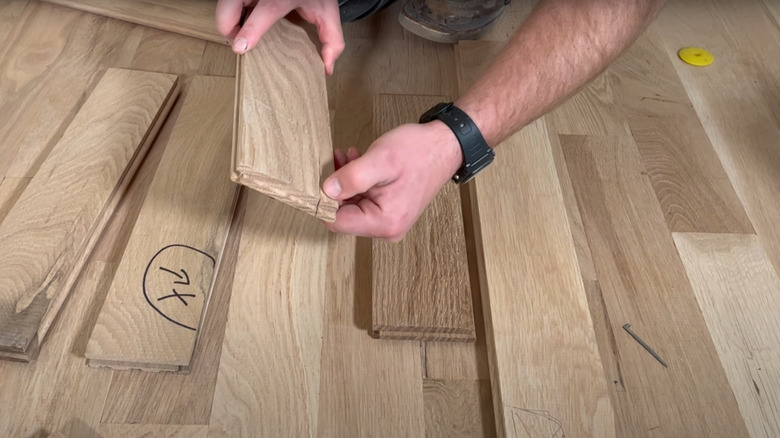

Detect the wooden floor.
xmin=1 ymin=0 xmax=779 ymax=436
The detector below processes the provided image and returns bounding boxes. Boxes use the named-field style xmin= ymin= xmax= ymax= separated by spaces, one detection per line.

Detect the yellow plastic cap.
xmin=678 ymin=47 xmax=714 ymax=66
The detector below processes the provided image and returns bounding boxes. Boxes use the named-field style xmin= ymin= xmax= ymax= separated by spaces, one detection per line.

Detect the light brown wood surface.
xmin=371 ymin=94 xmax=474 ymax=342
xmin=86 ymin=76 xmax=237 ymax=371
xmin=457 ymin=40 xmax=614 ymax=438
xmin=0 ymin=68 xmax=178 ymax=361
xmin=233 ymin=19 xmax=338 ymax=222
xmin=42 ymin=0 xmax=224 ymax=44
xmin=674 ymin=233 xmax=780 ymax=438
xmin=207 ymin=191 xmax=330 ymax=437
xmin=0 ymin=177 xmax=29 ymax=225
xmin=424 ymin=379 xmax=495 ymax=438
xmin=562 ymin=134 xmax=749 ymax=437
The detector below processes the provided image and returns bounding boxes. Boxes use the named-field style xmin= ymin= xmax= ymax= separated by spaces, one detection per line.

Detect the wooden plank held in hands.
xmin=86 ymin=76 xmax=238 ymax=372
xmin=232 ymin=19 xmax=338 ymax=222
xmin=371 ymin=94 xmax=475 ymax=342
xmin=0 ymin=68 xmax=179 ymax=361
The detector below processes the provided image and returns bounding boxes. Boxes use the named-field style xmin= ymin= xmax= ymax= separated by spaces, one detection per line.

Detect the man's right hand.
xmin=216 ymin=0 xmax=345 ymax=75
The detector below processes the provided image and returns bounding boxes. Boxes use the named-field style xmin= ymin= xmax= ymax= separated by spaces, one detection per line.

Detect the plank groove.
xmin=371 ymin=94 xmax=474 ymax=342
xmin=675 ymin=233 xmax=780 ymax=438
xmin=86 ymin=76 xmax=237 ymax=371
xmin=233 ymin=19 xmax=338 ymax=222
xmin=0 ymin=68 xmax=179 ymax=361
xmin=561 ymin=134 xmax=749 ymax=437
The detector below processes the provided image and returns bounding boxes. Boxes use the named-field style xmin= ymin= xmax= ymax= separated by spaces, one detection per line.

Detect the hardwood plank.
xmin=97 ymin=424 xmax=207 ymax=438
xmin=0 ymin=177 xmax=30 ymax=225
xmin=0 ymin=5 xmax=142 ymax=179
xmin=316 ymin=234 xmax=426 ymax=437
xmin=611 ymin=34 xmax=753 ymax=234
xmin=86 ymin=76 xmax=237 ymax=371
xmin=233 ymin=19 xmax=337 ymax=222
xmin=129 ymin=27 xmax=206 ymax=75
xmin=424 ymin=379 xmax=495 ymax=438
xmin=0 ymin=0 xmax=32 ymax=53
xmin=655 ymin=0 xmax=780 ymax=280
xmin=198 ymin=42 xmax=237 ymax=77
xmin=0 ymin=262 xmax=115 ymax=437
xmin=41 ymin=0 xmax=225 ymax=44
xmin=561 ymin=134 xmax=749 ymax=437
xmin=100 ymin=190 xmax=246 ymax=424
xmin=371 ymin=94 xmax=474 ymax=342
xmin=0 ymin=68 xmax=179 ymax=360
xmin=457 ymin=40 xmax=613 ymax=438
xmin=208 ymin=191 xmax=329 ymax=437
xmin=674 ymin=233 xmax=780 ymax=438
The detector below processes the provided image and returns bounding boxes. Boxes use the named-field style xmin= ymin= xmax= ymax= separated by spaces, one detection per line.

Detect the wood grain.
xmin=100 ymin=189 xmax=246 ymax=424
xmin=0 ymin=68 xmax=178 ymax=361
xmin=86 ymin=76 xmax=237 ymax=371
xmin=611 ymin=34 xmax=753 ymax=234
xmin=198 ymin=42 xmax=237 ymax=77
xmin=457 ymin=40 xmax=614 ymax=438
xmin=208 ymin=191 xmax=329 ymax=437
xmin=562 ymin=134 xmax=749 ymax=437
xmin=371 ymin=94 xmax=474 ymax=342
xmin=0 ymin=177 xmax=30 ymax=225
xmin=316 ymin=234 xmax=426 ymax=437
xmin=97 ymin=424 xmax=207 ymax=438
xmin=424 ymin=379 xmax=495 ymax=438
xmin=674 ymin=233 xmax=780 ymax=438
xmin=41 ymin=0 xmax=224 ymax=44
xmin=233 ymin=19 xmax=338 ymax=222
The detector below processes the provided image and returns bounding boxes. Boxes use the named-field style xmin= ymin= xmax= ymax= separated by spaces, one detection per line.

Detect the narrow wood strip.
xmin=233 ymin=19 xmax=337 ymax=222
xmin=371 ymin=94 xmax=474 ymax=342
xmin=561 ymin=133 xmax=749 ymax=437
xmin=86 ymin=76 xmax=237 ymax=371
xmin=208 ymin=191 xmax=329 ymax=437
xmin=0 ymin=68 xmax=179 ymax=361
xmin=674 ymin=233 xmax=780 ymax=438
xmin=41 ymin=0 xmax=224 ymax=44
xmin=457 ymin=40 xmax=613 ymax=438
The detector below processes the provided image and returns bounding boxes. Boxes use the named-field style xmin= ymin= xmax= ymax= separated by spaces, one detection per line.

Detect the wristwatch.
xmin=419 ymin=102 xmax=494 ymax=184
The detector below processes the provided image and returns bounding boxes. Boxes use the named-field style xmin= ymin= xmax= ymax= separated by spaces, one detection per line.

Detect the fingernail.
xmin=233 ymin=38 xmax=248 ymax=53
xmin=324 ymin=178 xmax=341 ymax=199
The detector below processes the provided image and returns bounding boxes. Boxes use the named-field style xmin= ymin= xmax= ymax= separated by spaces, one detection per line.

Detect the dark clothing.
xmin=339 ymin=0 xmax=397 ymax=22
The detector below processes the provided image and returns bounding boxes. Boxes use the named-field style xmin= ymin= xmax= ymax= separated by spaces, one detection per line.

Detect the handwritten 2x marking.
xmin=143 ymin=244 xmax=216 ymax=331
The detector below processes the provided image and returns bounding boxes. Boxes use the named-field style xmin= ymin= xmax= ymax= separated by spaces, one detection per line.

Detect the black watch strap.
xmin=419 ymin=102 xmax=495 ymax=184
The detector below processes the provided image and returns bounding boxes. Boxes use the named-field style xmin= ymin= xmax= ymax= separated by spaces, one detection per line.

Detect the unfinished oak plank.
xmin=674 ymin=233 xmax=780 ymax=438
xmin=86 ymin=76 xmax=237 ymax=371
xmin=0 ymin=68 xmax=178 ymax=361
xmin=41 ymin=0 xmax=224 ymax=44
xmin=233 ymin=19 xmax=337 ymax=222
xmin=457 ymin=41 xmax=613 ymax=438
xmin=611 ymin=34 xmax=753 ymax=234
xmin=424 ymin=379 xmax=495 ymax=438
xmin=208 ymin=191 xmax=329 ymax=437
xmin=371 ymin=94 xmax=474 ymax=342
xmin=561 ymin=134 xmax=749 ymax=437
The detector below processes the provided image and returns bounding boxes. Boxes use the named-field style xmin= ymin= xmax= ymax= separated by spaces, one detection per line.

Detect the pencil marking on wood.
xmin=143 ymin=244 xmax=215 ymax=331
xmin=510 ymin=407 xmax=566 ymax=438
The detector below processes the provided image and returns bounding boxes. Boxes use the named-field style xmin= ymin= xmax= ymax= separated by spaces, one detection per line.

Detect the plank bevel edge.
xmin=85 ymin=76 xmax=238 ymax=372
xmin=0 ymin=69 xmax=180 ymax=362
xmin=231 ymin=20 xmax=338 ymax=223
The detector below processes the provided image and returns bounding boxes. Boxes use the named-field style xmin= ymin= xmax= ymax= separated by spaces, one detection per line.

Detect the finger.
xmin=233 ymin=2 xmax=293 ymax=54
xmin=326 ymin=198 xmax=391 ymax=238
xmin=215 ymin=0 xmax=245 ymax=40
xmin=346 ymin=147 xmax=360 ymax=161
xmin=322 ymin=150 xmax=396 ymax=201
xmin=311 ymin=1 xmax=345 ymax=75
xmin=334 ymin=149 xmax=347 ymax=169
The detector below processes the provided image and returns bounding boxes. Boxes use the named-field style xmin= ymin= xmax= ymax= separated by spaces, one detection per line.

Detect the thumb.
xmin=312 ymin=3 xmax=345 ymax=75
xmin=322 ymin=151 xmax=396 ymax=201
xmin=232 ymin=4 xmax=292 ymax=54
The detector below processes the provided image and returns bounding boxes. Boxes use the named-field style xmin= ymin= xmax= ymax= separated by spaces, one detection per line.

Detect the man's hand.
xmin=322 ymin=121 xmax=463 ymax=241
xmin=216 ymin=0 xmax=345 ymax=74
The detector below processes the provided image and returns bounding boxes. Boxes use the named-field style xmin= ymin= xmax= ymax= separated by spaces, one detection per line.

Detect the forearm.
xmin=456 ymin=0 xmax=667 ymax=147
